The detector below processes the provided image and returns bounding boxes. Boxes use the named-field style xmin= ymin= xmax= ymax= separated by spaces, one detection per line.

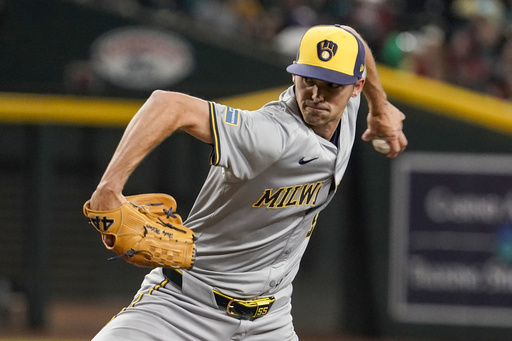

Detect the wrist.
xmin=96 ymin=180 xmax=124 ymax=196
xmin=368 ymin=98 xmax=389 ymax=116
xmin=363 ymin=83 xmax=388 ymax=116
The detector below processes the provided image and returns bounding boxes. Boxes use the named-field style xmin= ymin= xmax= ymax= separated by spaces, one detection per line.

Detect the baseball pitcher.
xmin=84 ymin=24 xmax=407 ymax=340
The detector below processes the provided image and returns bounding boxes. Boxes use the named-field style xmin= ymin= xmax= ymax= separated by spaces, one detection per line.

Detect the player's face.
xmin=293 ymin=75 xmax=364 ymax=140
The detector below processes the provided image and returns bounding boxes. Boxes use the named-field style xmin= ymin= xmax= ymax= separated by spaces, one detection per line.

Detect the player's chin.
xmin=303 ymin=109 xmax=328 ymax=125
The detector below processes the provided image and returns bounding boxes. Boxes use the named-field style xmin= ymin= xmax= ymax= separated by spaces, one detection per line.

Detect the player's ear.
xmin=291 ymin=60 xmax=298 ymax=83
xmin=352 ymin=78 xmax=365 ymax=97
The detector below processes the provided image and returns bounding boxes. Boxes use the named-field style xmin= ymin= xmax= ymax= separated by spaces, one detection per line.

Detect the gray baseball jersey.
xmin=92 ymin=85 xmax=362 ymax=341
xmin=179 ymin=85 xmax=360 ymax=298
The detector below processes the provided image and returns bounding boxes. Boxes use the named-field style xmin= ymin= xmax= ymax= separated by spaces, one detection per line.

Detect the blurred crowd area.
xmin=72 ymin=0 xmax=512 ymax=100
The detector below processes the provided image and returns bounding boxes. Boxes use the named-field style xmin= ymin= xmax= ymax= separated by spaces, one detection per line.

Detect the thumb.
xmin=361 ymin=128 xmax=374 ymax=142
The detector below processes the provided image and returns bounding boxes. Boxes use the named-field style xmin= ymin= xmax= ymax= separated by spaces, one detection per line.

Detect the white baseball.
xmin=372 ymin=138 xmax=391 ymax=154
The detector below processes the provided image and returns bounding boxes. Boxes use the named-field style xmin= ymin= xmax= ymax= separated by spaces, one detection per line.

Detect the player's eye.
xmin=303 ymin=77 xmax=314 ymax=86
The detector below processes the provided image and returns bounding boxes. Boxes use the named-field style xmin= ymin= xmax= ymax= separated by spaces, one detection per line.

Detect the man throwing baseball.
xmin=87 ymin=24 xmax=407 ymax=340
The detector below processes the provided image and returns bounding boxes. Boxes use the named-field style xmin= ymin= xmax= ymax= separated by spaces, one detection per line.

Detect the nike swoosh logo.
xmin=298 ymin=156 xmax=319 ymax=165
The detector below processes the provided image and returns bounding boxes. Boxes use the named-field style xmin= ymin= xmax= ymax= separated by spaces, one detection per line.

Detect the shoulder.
xmin=211 ymin=86 xmax=304 ymax=139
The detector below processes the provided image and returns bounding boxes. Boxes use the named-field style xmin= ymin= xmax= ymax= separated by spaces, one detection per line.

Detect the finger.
xmin=386 ymin=138 xmax=401 ymax=158
xmin=361 ymin=128 xmax=375 ymax=141
xmin=386 ymin=133 xmax=407 ymax=158
xmin=399 ymin=132 xmax=408 ymax=150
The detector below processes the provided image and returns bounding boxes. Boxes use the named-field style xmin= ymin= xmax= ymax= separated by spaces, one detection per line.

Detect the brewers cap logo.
xmin=317 ymin=40 xmax=338 ymax=61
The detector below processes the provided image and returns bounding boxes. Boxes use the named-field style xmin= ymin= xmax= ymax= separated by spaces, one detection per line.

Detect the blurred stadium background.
xmin=1 ymin=0 xmax=512 ymax=340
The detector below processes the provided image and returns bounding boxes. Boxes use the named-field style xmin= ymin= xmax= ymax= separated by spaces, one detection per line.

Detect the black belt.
xmin=163 ymin=268 xmax=275 ymax=321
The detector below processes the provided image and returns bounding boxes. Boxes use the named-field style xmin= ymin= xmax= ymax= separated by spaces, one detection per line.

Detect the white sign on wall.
xmin=91 ymin=26 xmax=195 ymax=90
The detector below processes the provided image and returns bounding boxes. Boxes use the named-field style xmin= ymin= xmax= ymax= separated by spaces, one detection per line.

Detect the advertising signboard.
xmin=388 ymin=153 xmax=512 ymax=326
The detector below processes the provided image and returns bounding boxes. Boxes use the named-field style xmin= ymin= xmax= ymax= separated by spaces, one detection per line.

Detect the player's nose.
xmin=311 ymin=85 xmax=324 ymax=102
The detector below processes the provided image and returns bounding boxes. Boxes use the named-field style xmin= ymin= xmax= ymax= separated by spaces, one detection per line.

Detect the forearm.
xmin=96 ymin=92 xmax=176 ymax=193
xmin=95 ymin=91 xmax=210 ymax=195
xmin=361 ymin=45 xmax=388 ymax=115
xmin=338 ymin=25 xmax=388 ymax=113
xmin=340 ymin=25 xmax=407 ymax=157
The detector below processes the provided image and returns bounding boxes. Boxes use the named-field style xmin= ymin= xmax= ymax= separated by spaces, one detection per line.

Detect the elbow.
xmin=148 ymin=90 xmax=187 ymax=112
xmin=149 ymin=89 xmax=178 ymax=103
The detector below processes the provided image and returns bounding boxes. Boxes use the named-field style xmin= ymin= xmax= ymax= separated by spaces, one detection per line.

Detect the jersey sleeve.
xmin=208 ymin=101 xmax=289 ymax=181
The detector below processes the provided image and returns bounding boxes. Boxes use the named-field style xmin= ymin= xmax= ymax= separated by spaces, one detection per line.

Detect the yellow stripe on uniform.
xmin=209 ymin=101 xmax=221 ymax=166
xmin=129 ymin=293 xmax=145 ymax=308
xmin=109 ymin=278 xmax=170 ymax=322
xmin=148 ymin=278 xmax=169 ymax=295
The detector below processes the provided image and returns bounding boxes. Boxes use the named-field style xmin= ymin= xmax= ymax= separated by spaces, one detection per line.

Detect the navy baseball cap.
xmin=286 ymin=25 xmax=366 ymax=85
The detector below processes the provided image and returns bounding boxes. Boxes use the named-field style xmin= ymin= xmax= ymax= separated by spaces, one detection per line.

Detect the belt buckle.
xmin=226 ymin=296 xmax=276 ymax=321
xmin=226 ymin=298 xmax=242 ymax=317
